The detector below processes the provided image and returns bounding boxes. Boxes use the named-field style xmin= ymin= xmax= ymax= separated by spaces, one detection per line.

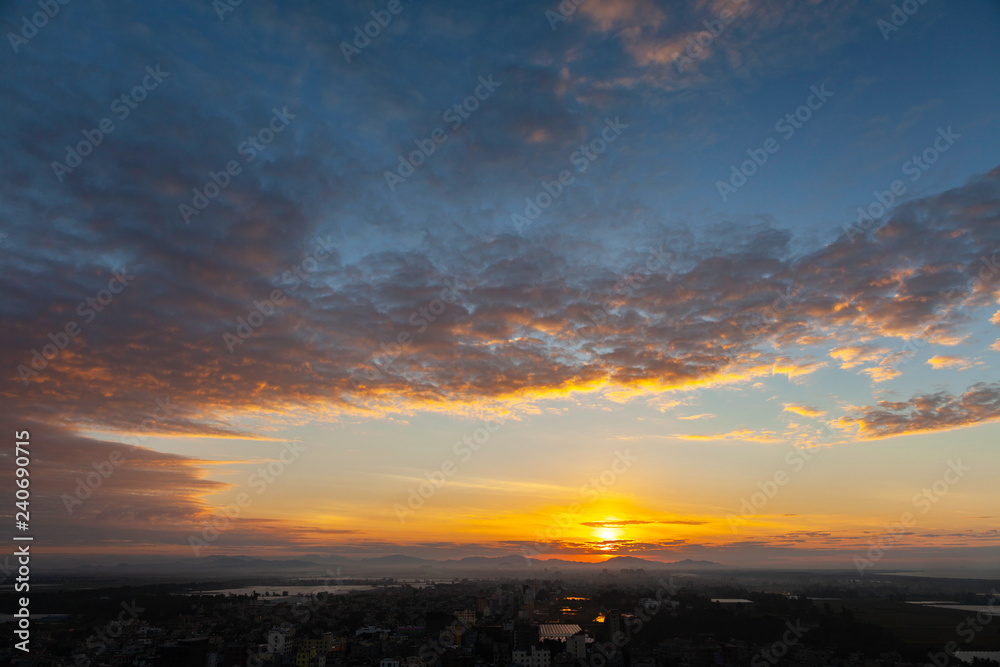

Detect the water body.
xmin=880 ymin=570 xmax=1000 ymax=579
xmin=923 ymin=605 xmax=1000 ymax=615
xmin=906 ymin=601 xmax=1000 ymax=615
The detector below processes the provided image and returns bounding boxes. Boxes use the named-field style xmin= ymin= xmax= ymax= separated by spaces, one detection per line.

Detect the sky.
xmin=1 ymin=0 xmax=999 ymax=571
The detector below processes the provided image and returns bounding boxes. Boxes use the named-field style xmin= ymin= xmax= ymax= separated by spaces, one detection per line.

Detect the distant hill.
xmin=452 ymin=555 xmax=532 ymax=567
xmin=664 ymin=558 xmax=726 ymax=569
xmin=600 ymin=556 xmax=660 ymax=566
xmin=202 ymin=555 xmax=322 ymax=569
xmin=334 ymin=554 xmax=727 ymax=570
xmin=51 ymin=551 xmax=728 ymax=578
xmin=361 ymin=555 xmax=433 ymax=565
xmin=299 ymin=553 xmax=353 ymax=564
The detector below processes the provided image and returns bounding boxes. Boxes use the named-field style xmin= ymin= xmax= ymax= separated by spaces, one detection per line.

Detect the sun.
xmin=592 ymin=516 xmax=624 ymax=546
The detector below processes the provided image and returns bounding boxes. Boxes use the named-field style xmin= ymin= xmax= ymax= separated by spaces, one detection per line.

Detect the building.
xmin=156 ymin=638 xmax=209 ymax=666
xmin=513 ymin=622 xmax=539 ymax=651
xmin=300 ymin=634 xmax=334 ymax=653
xmin=456 ymin=609 xmax=477 ymax=627
xmin=604 ymin=610 xmax=624 ymax=639
xmin=566 ymin=633 xmax=587 ymax=660
xmin=538 ymin=624 xmax=582 ymax=643
xmin=513 ymin=646 xmax=551 ymax=667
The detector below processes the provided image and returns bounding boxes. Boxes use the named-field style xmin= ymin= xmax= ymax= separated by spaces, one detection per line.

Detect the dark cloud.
xmin=839 ymin=382 xmax=1000 ymax=439
xmin=2 ymin=163 xmax=998 ymax=433
xmin=0 ymin=412 xmax=361 ymax=555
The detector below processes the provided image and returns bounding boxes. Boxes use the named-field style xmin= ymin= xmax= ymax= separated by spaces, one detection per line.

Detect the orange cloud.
xmin=578 ymin=0 xmax=665 ymax=32
xmin=676 ymin=427 xmax=783 ymax=443
xmin=783 ymin=404 xmax=826 ymax=418
xmin=926 ymin=355 xmax=978 ymax=371
xmin=860 ymin=365 xmax=902 ymax=383
xmin=830 ymin=344 xmax=891 ymax=369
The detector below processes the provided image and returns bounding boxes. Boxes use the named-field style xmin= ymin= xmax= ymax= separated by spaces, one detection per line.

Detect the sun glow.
xmin=593 ymin=516 xmax=624 ymax=545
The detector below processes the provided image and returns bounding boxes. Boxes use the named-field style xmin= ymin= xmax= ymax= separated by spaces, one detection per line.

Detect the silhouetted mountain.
xmin=361 ymin=555 xmax=433 ymax=565
xmin=48 ymin=552 xmax=730 ymax=579
xmin=451 ymin=555 xmax=534 ymax=567
xmin=601 ymin=556 xmax=659 ymax=566
xmin=299 ymin=553 xmax=353 ymax=564
xmin=201 ymin=555 xmax=321 ymax=569
xmin=665 ymin=558 xmax=726 ymax=568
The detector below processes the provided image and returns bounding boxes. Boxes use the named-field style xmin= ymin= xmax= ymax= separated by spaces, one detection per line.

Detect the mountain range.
xmin=60 ymin=553 xmax=728 ymax=577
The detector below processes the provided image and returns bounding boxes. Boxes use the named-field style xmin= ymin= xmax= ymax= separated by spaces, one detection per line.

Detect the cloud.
xmin=830 ymin=344 xmax=891 ymax=369
xmin=926 ymin=355 xmax=979 ymax=371
xmin=858 ymin=349 xmax=915 ymax=383
xmin=578 ymin=0 xmax=666 ymax=33
xmin=860 ymin=366 xmax=902 ymax=383
xmin=838 ymin=382 xmax=1000 ymax=440
xmin=0 ymin=415 xmax=224 ymax=548
xmin=783 ymin=404 xmax=826 ymax=418
xmin=677 ymin=413 xmax=715 ymax=420
xmin=0 ymin=412 xmax=365 ymax=553
xmin=675 ymin=427 xmax=784 ymax=444
xmin=3 ymin=161 xmax=998 ymax=441
xmin=2 ymin=0 xmax=1000 ymax=457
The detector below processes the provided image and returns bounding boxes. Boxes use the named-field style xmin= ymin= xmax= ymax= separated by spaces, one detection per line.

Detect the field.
xmin=827 ymin=598 xmax=1000 ymax=649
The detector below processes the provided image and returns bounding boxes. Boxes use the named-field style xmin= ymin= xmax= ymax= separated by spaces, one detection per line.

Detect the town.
xmin=2 ymin=568 xmax=998 ymax=667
